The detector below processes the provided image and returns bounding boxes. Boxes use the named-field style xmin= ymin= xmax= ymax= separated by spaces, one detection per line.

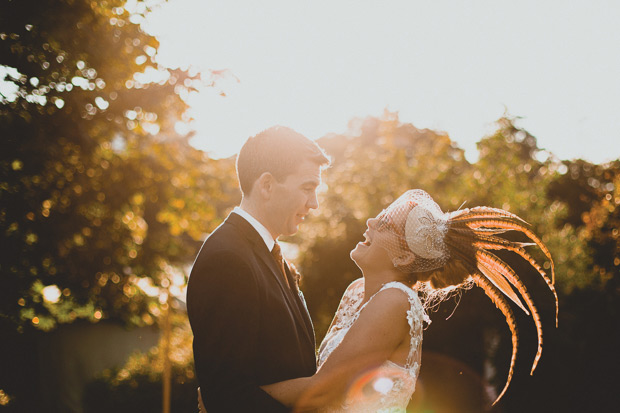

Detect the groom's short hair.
xmin=237 ymin=126 xmax=330 ymax=196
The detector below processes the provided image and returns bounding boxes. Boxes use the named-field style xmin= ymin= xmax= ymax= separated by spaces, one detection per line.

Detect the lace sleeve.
xmin=324 ymin=278 xmax=365 ymax=335
xmin=318 ymin=279 xmax=365 ymax=367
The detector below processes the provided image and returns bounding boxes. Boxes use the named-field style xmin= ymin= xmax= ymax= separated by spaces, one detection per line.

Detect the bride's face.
xmin=350 ymin=211 xmax=404 ymax=272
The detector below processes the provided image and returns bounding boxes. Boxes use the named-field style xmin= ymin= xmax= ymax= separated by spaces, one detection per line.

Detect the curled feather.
xmin=472 ymin=274 xmax=519 ymax=405
xmin=428 ymin=203 xmax=557 ymax=400
xmin=450 ymin=206 xmax=529 ymax=225
xmin=462 ymin=217 xmax=556 ymax=285
xmin=439 ymin=205 xmax=559 ymax=395
xmin=476 ymin=250 xmax=544 ymax=374
xmin=473 ymin=235 xmax=559 ymax=327
xmin=477 ymin=259 xmax=529 ymax=315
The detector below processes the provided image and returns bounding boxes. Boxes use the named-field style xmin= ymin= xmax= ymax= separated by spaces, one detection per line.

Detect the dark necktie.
xmin=271 ymin=242 xmax=291 ymax=289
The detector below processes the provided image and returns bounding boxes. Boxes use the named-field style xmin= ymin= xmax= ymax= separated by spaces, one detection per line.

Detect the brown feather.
xmin=438 ymin=206 xmax=557 ymax=402
xmin=472 ymin=274 xmax=519 ymax=405
xmin=472 ymin=236 xmax=559 ymax=327
xmin=462 ymin=217 xmax=556 ymax=285
xmin=477 ymin=259 xmax=529 ymax=314
xmin=450 ymin=226 xmax=509 ymax=236
xmin=477 ymin=250 xmax=544 ymax=374
xmin=450 ymin=206 xmax=529 ymax=225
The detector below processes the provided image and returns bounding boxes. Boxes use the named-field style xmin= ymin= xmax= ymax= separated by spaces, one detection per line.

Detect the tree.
xmin=1 ymin=1 xmax=240 ymax=410
xmin=541 ymin=159 xmax=620 ymax=412
xmin=0 ymin=0 xmax=237 ymax=333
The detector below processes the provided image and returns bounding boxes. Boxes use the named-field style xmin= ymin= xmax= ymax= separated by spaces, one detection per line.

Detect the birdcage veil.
xmin=374 ymin=189 xmax=450 ymax=273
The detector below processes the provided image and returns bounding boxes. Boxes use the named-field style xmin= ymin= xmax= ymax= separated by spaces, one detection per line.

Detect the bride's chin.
xmin=350 ymin=246 xmax=366 ymax=267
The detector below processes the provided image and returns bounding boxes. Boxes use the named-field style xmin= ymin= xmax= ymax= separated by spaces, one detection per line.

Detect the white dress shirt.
xmin=232 ymin=206 xmax=276 ymax=252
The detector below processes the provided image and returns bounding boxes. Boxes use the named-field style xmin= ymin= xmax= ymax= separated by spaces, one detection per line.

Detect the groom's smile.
xmin=268 ymin=159 xmax=322 ymax=237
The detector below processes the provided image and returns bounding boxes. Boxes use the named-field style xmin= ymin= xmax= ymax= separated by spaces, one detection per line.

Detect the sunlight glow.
xmin=135 ymin=276 xmax=160 ymax=297
xmin=143 ymin=0 xmax=620 ymax=163
xmin=0 ymin=389 xmax=10 ymax=406
xmin=0 ymin=65 xmax=20 ymax=102
xmin=373 ymin=377 xmax=395 ymax=395
xmin=41 ymin=285 xmax=61 ymax=304
xmin=345 ymin=365 xmax=409 ymax=404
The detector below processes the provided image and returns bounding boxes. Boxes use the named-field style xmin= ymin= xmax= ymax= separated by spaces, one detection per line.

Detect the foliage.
xmin=0 ymin=1 xmax=238 ymax=411
xmin=0 ymin=0 xmax=238 ymax=332
xmin=548 ymin=159 xmax=620 ymax=290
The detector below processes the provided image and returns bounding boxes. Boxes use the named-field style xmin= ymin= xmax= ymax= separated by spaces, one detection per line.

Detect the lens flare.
xmin=344 ymin=364 xmax=411 ymax=406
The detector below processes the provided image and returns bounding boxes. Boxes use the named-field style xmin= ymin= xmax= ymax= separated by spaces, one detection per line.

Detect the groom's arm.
xmin=187 ymin=250 xmax=289 ymax=413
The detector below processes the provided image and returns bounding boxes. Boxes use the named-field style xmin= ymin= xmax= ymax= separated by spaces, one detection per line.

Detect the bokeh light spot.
xmin=42 ymin=285 xmax=61 ymax=303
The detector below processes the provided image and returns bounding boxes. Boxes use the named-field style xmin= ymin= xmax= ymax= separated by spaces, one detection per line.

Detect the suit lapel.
xmin=255 ymin=250 xmax=315 ymax=347
xmin=226 ymin=213 xmax=288 ymax=291
xmin=226 ymin=213 xmax=314 ymax=347
xmin=283 ymin=262 xmax=315 ymax=346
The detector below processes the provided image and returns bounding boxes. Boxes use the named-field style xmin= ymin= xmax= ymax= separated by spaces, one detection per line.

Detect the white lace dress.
xmin=317 ymin=278 xmax=430 ymax=412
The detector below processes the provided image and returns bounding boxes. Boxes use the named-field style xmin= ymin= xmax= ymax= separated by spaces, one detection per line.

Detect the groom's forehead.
xmin=288 ymin=160 xmax=322 ymax=182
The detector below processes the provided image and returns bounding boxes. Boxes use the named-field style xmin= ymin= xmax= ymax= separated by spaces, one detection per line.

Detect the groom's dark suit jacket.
xmin=187 ymin=212 xmax=317 ymax=412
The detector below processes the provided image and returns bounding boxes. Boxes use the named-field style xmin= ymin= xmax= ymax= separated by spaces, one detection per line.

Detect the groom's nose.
xmin=307 ymin=191 xmax=319 ymax=209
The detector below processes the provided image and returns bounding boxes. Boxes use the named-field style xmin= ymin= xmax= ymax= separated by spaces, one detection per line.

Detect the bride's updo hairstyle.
xmin=374 ymin=189 xmax=559 ymax=405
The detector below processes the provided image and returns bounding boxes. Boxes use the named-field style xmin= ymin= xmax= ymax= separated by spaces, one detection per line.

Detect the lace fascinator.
xmin=375 ymin=190 xmax=558 ymax=405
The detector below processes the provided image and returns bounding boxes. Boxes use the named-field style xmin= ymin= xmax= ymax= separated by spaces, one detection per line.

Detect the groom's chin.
xmin=283 ymin=226 xmax=299 ymax=237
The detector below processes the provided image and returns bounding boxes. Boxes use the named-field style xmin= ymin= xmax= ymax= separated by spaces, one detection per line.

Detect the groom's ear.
xmin=255 ymin=172 xmax=275 ymax=199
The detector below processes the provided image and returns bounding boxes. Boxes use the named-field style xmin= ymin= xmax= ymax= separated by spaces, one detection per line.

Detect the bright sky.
xmin=144 ymin=0 xmax=620 ymax=163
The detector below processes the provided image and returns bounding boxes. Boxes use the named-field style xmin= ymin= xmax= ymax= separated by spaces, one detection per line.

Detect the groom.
xmin=187 ymin=126 xmax=330 ymax=412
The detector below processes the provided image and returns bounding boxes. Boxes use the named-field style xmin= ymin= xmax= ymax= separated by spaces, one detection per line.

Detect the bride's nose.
xmin=367 ymin=217 xmax=377 ymax=228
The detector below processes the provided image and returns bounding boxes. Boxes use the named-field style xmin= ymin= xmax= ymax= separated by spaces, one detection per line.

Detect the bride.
xmin=201 ymin=189 xmax=557 ymax=412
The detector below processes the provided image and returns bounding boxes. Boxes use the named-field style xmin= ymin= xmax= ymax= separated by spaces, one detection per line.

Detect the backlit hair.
xmin=236 ymin=126 xmax=330 ymax=196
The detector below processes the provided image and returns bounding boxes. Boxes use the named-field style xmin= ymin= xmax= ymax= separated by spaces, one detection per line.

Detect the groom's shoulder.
xmin=201 ymin=232 xmax=241 ymax=256
xmin=193 ymin=219 xmax=254 ymax=265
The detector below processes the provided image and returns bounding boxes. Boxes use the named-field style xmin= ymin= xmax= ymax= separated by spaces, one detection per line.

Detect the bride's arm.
xmin=261 ymin=287 xmax=410 ymax=411
xmin=259 ymin=279 xmax=364 ymax=409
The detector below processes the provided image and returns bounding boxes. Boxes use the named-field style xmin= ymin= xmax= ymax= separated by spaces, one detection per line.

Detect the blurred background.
xmin=1 ymin=1 xmax=618 ymax=412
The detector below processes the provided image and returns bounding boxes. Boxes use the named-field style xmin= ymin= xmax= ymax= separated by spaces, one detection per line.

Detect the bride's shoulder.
xmin=342 ymin=278 xmax=365 ymax=298
xmin=334 ymin=278 xmax=364 ymax=308
xmin=351 ymin=288 xmax=411 ymax=335
xmin=368 ymin=286 xmax=412 ymax=312
xmin=380 ymin=281 xmax=418 ymax=299
xmin=346 ymin=277 xmax=365 ymax=291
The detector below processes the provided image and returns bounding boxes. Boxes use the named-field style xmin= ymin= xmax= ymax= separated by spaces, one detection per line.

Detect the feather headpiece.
xmin=376 ymin=190 xmax=558 ymax=405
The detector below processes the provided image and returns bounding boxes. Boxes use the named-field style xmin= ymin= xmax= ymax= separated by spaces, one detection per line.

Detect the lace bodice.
xmin=317 ymin=278 xmax=430 ymax=412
